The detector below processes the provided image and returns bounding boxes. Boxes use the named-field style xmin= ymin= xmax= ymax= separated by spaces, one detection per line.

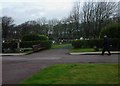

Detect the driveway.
xmin=2 ymin=48 xmax=119 ymax=84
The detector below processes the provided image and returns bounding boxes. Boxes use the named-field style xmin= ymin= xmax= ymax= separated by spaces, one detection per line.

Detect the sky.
xmin=0 ymin=0 xmax=119 ymax=25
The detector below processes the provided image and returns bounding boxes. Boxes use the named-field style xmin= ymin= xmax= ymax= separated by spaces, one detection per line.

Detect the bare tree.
xmin=81 ymin=2 xmax=95 ymax=38
xmin=48 ymin=19 xmax=59 ymax=39
xmin=70 ymin=2 xmax=81 ymax=39
xmin=37 ymin=17 xmax=47 ymax=25
xmin=2 ymin=16 xmax=14 ymax=39
xmin=36 ymin=17 xmax=49 ymax=35
xmin=81 ymin=1 xmax=117 ymax=39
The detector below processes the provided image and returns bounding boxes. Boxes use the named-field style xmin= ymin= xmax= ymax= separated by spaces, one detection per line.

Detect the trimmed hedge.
xmin=109 ymin=38 xmax=120 ymax=51
xmin=2 ymin=42 xmax=17 ymax=49
xmin=72 ymin=39 xmax=120 ymax=51
xmin=72 ymin=39 xmax=103 ymax=48
xmin=22 ymin=34 xmax=48 ymax=41
xmin=20 ymin=40 xmax=52 ymax=49
xmin=2 ymin=40 xmax=52 ymax=49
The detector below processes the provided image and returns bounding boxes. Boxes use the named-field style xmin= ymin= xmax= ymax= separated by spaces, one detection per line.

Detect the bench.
xmin=32 ymin=44 xmax=45 ymax=52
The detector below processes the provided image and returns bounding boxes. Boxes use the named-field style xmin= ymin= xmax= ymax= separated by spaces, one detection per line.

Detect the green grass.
xmin=20 ymin=48 xmax=33 ymax=54
xmin=52 ymin=44 xmax=72 ymax=49
xmin=70 ymin=48 xmax=102 ymax=53
xmin=23 ymin=50 xmax=33 ymax=55
xmin=21 ymin=63 xmax=119 ymax=84
xmin=70 ymin=48 xmax=95 ymax=52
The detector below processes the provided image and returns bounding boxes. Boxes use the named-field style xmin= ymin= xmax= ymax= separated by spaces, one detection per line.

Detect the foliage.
xmin=2 ymin=41 xmax=18 ymax=53
xmin=72 ymin=39 xmax=120 ymax=51
xmin=52 ymin=44 xmax=72 ymax=49
xmin=2 ymin=2 xmax=118 ymax=41
xmin=72 ymin=39 xmax=103 ymax=48
xmin=20 ymin=40 xmax=52 ymax=49
xmin=2 ymin=16 xmax=14 ymax=39
xmin=109 ymin=38 xmax=120 ymax=51
xmin=71 ymin=40 xmax=83 ymax=48
xmin=2 ymin=40 xmax=52 ymax=50
xmin=22 ymin=34 xmax=48 ymax=41
xmin=100 ymin=23 xmax=120 ymax=38
xmin=21 ymin=63 xmax=118 ymax=84
xmin=2 ymin=41 xmax=17 ymax=49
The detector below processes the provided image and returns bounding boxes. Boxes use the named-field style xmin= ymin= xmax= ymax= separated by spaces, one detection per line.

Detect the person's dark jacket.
xmin=103 ymin=37 xmax=110 ymax=49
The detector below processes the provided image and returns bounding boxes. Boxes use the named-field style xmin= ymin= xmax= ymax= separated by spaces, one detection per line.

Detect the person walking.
xmin=102 ymin=35 xmax=111 ymax=55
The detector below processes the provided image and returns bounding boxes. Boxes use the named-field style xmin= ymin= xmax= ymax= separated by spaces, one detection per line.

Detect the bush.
xmin=72 ymin=39 xmax=120 ymax=51
xmin=100 ymin=23 xmax=120 ymax=38
xmin=2 ymin=41 xmax=18 ymax=53
xmin=72 ymin=39 xmax=103 ymax=49
xmin=20 ymin=40 xmax=52 ymax=49
xmin=72 ymin=40 xmax=83 ymax=48
xmin=109 ymin=38 xmax=120 ymax=51
xmin=21 ymin=34 xmax=52 ymax=49
xmin=22 ymin=34 xmax=48 ymax=41
xmin=2 ymin=42 xmax=17 ymax=49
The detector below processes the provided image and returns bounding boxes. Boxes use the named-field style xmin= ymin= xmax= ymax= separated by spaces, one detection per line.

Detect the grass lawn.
xmin=70 ymin=48 xmax=95 ymax=52
xmin=70 ymin=48 xmax=102 ymax=53
xmin=21 ymin=63 xmax=118 ymax=84
xmin=52 ymin=44 xmax=72 ymax=49
xmin=20 ymin=48 xmax=33 ymax=54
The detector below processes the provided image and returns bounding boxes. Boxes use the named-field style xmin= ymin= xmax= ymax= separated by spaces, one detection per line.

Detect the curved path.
xmin=2 ymin=48 xmax=119 ymax=84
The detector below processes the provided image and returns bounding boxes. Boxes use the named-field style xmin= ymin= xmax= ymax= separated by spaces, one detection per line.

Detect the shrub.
xmin=100 ymin=23 xmax=120 ymax=38
xmin=72 ymin=39 xmax=119 ymax=51
xmin=2 ymin=41 xmax=18 ymax=53
xmin=22 ymin=34 xmax=48 ymax=41
xmin=109 ymin=38 xmax=120 ymax=51
xmin=2 ymin=42 xmax=17 ymax=49
xmin=20 ymin=40 xmax=52 ymax=49
xmin=72 ymin=40 xmax=83 ymax=48
xmin=72 ymin=39 xmax=103 ymax=49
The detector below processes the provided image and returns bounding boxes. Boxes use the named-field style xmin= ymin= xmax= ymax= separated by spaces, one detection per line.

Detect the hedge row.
xmin=2 ymin=42 xmax=17 ymax=49
xmin=22 ymin=34 xmax=48 ymax=41
xmin=72 ymin=39 xmax=103 ymax=48
xmin=72 ymin=39 xmax=120 ymax=50
xmin=20 ymin=40 xmax=52 ymax=49
xmin=2 ymin=40 xmax=52 ymax=49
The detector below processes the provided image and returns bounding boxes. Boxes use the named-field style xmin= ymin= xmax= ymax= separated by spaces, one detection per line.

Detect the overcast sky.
xmin=0 ymin=0 xmax=119 ymax=25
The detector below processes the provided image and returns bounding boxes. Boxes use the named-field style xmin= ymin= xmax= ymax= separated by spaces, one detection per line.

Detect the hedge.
xmin=72 ymin=39 xmax=103 ymax=48
xmin=22 ymin=34 xmax=48 ymax=41
xmin=2 ymin=42 xmax=17 ymax=49
xmin=72 ymin=39 xmax=120 ymax=51
xmin=2 ymin=40 xmax=52 ymax=49
xmin=20 ymin=40 xmax=52 ymax=49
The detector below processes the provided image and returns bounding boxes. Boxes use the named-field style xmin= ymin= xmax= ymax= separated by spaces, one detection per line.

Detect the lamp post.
xmin=16 ymin=39 xmax=21 ymax=52
xmin=17 ymin=39 xmax=21 ymax=49
xmin=14 ymin=31 xmax=21 ymax=52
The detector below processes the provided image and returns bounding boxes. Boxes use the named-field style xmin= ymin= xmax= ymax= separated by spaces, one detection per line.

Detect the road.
xmin=2 ymin=48 xmax=119 ymax=84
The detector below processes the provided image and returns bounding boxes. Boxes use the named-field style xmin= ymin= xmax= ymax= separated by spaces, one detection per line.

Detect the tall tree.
xmin=2 ymin=16 xmax=14 ymax=39
xmin=70 ymin=2 xmax=81 ymax=39
xmin=81 ymin=1 xmax=117 ymax=39
xmin=48 ymin=19 xmax=59 ymax=39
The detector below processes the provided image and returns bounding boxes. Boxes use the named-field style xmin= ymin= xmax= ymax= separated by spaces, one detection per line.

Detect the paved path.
xmin=2 ymin=48 xmax=119 ymax=84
